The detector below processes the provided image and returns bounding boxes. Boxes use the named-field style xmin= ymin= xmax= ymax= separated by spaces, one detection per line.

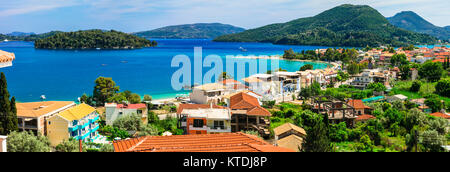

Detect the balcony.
xmin=188 ymin=125 xmax=207 ymax=131
xmin=207 ymin=126 xmax=231 ymax=133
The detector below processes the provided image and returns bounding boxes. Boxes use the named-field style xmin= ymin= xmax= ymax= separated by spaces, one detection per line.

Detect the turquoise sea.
xmin=0 ymin=39 xmax=332 ymax=102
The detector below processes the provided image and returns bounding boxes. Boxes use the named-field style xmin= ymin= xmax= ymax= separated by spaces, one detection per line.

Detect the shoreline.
xmin=231 ymin=54 xmax=339 ymax=69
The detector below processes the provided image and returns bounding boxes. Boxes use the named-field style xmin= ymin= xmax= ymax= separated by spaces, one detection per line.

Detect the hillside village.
xmin=0 ymin=44 xmax=449 ymax=152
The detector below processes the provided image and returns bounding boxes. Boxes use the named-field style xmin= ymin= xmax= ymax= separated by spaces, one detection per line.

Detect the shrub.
xmin=410 ymin=80 xmax=421 ymax=92
xmin=7 ymin=131 xmax=51 ymax=152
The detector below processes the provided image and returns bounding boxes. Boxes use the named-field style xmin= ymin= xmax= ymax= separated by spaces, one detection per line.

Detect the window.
xmin=214 ymin=121 xmax=225 ymax=129
xmin=193 ymin=119 xmax=204 ymax=128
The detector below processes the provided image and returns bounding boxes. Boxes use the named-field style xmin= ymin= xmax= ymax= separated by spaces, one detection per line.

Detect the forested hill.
xmin=133 ymin=23 xmax=245 ymax=39
xmin=214 ymin=4 xmax=437 ymax=47
xmin=387 ymin=11 xmax=450 ymax=41
xmin=34 ymin=30 xmax=157 ymax=49
xmin=1 ymin=31 xmax=63 ymax=42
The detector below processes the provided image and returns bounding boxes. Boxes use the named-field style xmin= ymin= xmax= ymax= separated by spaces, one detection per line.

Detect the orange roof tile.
xmin=433 ymin=59 xmax=445 ymax=63
xmin=230 ymin=92 xmax=271 ymax=116
xmin=347 ymin=99 xmax=370 ymax=109
xmin=430 ymin=112 xmax=450 ymax=119
xmin=221 ymin=79 xmax=241 ymax=84
xmin=0 ymin=50 xmax=15 ymax=63
xmin=16 ymin=101 xmax=76 ymax=118
xmin=113 ymin=132 xmax=294 ymax=152
xmin=356 ymin=114 xmax=376 ymax=121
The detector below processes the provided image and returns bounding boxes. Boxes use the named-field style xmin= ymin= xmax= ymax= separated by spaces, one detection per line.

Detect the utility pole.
xmin=79 ymin=139 xmax=83 ymax=152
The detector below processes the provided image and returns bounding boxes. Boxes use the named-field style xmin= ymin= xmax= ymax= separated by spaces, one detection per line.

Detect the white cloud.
xmin=0 ymin=0 xmax=449 ymax=31
xmin=0 ymin=0 xmax=80 ymax=17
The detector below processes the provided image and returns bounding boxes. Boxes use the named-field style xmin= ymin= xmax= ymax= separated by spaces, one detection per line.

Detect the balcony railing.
xmin=207 ymin=126 xmax=231 ymax=133
xmin=188 ymin=125 xmax=207 ymax=131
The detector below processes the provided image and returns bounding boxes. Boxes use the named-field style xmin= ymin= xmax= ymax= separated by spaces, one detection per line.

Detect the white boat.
xmin=3 ymin=39 xmax=8 ymax=42
xmin=239 ymin=46 xmax=247 ymax=52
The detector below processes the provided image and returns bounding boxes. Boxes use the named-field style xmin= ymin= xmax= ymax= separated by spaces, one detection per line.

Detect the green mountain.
xmin=387 ymin=11 xmax=450 ymax=41
xmin=214 ymin=4 xmax=437 ymax=47
xmin=35 ymin=29 xmax=157 ymax=50
xmin=0 ymin=31 xmax=63 ymax=42
xmin=7 ymin=32 xmax=36 ymax=37
xmin=134 ymin=23 xmax=245 ymax=39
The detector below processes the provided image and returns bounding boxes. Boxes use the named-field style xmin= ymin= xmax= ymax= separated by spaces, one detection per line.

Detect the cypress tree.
xmin=0 ymin=72 xmax=17 ymax=134
xmin=301 ymin=115 xmax=331 ymax=152
xmin=0 ymin=72 xmax=10 ymax=134
xmin=8 ymin=96 xmax=18 ymax=132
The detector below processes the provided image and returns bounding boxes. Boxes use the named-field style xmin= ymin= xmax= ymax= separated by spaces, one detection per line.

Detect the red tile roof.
xmin=230 ymin=92 xmax=271 ymax=116
xmin=432 ymin=59 xmax=445 ymax=63
xmin=0 ymin=50 xmax=15 ymax=63
xmin=356 ymin=114 xmax=376 ymax=121
xmin=347 ymin=99 xmax=371 ymax=109
xmin=117 ymin=103 xmax=147 ymax=109
xmin=430 ymin=112 xmax=450 ymax=119
xmin=221 ymin=79 xmax=241 ymax=84
xmin=113 ymin=132 xmax=294 ymax=152
xmin=177 ymin=104 xmax=227 ymax=114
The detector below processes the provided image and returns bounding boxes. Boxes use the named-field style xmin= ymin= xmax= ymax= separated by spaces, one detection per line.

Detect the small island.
xmin=34 ymin=29 xmax=157 ymax=50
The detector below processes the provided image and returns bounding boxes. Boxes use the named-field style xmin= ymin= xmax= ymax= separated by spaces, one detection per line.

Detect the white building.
xmin=105 ymin=103 xmax=148 ymax=125
xmin=189 ymin=83 xmax=227 ymax=104
xmin=0 ymin=135 xmax=7 ymax=152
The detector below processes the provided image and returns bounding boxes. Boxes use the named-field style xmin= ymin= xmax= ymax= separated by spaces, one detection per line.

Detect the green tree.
xmin=299 ymin=64 xmax=314 ymax=71
xmin=418 ymin=61 xmax=444 ymax=82
xmin=112 ymin=113 xmax=143 ymax=131
xmin=55 ymin=139 xmax=87 ymax=152
xmin=328 ymin=122 xmax=348 ymax=142
xmin=0 ymin=72 xmax=18 ymax=135
xmin=435 ymin=78 xmax=450 ymax=97
xmin=7 ymin=131 xmax=51 ymax=152
xmin=138 ymin=124 xmax=160 ymax=136
xmin=219 ymin=72 xmax=232 ymax=81
xmin=301 ymin=111 xmax=331 ymax=152
xmin=424 ymin=95 xmax=443 ymax=113
xmin=143 ymin=95 xmax=152 ymax=102
xmin=128 ymin=93 xmax=142 ymax=104
xmin=399 ymin=64 xmax=411 ymax=80
xmin=347 ymin=62 xmax=360 ymax=75
xmin=93 ymin=76 xmax=120 ymax=106
xmin=99 ymin=143 xmax=114 ymax=152
xmin=419 ymin=130 xmax=446 ymax=152
xmin=366 ymin=82 xmax=386 ymax=92
xmin=355 ymin=134 xmax=374 ymax=152
xmin=390 ymin=54 xmax=408 ymax=66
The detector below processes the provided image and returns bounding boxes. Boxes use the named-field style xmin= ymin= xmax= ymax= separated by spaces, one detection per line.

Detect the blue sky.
xmin=0 ymin=0 xmax=449 ymax=34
